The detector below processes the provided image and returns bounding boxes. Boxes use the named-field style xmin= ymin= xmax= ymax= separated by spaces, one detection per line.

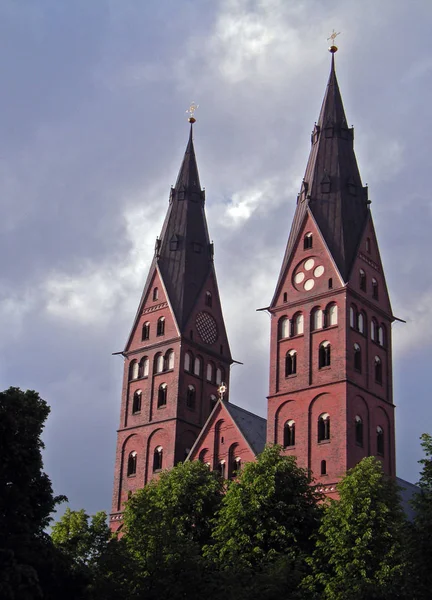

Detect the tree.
xmin=205 ymin=445 xmax=321 ymax=600
xmin=305 ymin=456 xmax=408 ymax=600
xmin=122 ymin=459 xmax=224 ymax=599
xmin=0 ymin=387 xmax=68 ymax=599
xmin=408 ymin=433 xmax=432 ymax=599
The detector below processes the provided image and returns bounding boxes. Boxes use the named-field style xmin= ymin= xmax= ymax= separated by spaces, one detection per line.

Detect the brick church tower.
xmin=267 ymin=48 xmax=396 ymax=495
xmin=110 ymin=122 xmax=232 ymax=529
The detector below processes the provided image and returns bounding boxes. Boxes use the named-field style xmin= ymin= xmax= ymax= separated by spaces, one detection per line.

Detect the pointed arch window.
xmin=186 ymin=384 xmax=196 ymax=410
xmin=328 ymin=303 xmax=338 ymax=326
xmin=157 ymin=317 xmax=165 ymax=336
xmin=205 ymin=291 xmax=212 ymax=307
xmin=142 ymin=321 xmax=150 ymax=341
xmin=216 ymin=368 xmax=222 ymax=385
xmin=321 ymin=460 xmax=327 ymax=475
xmin=155 ymin=354 xmax=164 ymax=374
xmin=319 ymin=341 xmax=331 ymax=369
xmin=285 ymin=350 xmax=297 ymax=376
xmin=354 ymin=343 xmax=362 ymax=372
xmin=194 ymin=357 xmax=202 ymax=376
xmin=199 ymin=449 xmax=208 ymax=463
xmin=206 ymin=362 xmax=214 ymax=383
xmin=378 ymin=325 xmax=385 ymax=347
xmin=374 ymin=356 xmax=382 ymax=384
xmin=127 ymin=451 xmax=137 ymax=476
xmin=377 ymin=426 xmax=384 ymax=456
xmin=279 ymin=317 xmax=290 ymax=339
xmin=284 ymin=420 xmax=295 ymax=447
xmin=320 ymin=172 xmax=331 ymax=194
xmin=372 ymin=278 xmax=379 ymax=300
xmin=355 ymin=415 xmax=363 ymax=446
xmin=184 ymin=352 xmax=192 ymax=372
xmin=129 ymin=360 xmax=139 ymax=381
xmin=139 ymin=356 xmax=149 ymax=378
xmin=371 ymin=318 xmax=377 ymax=341
xmin=357 ymin=312 xmax=365 ymax=334
xmin=318 ymin=413 xmax=330 ymax=442
xmin=292 ymin=313 xmax=304 ymax=336
xmin=311 ymin=308 xmax=323 ymax=330
xmin=359 ymin=269 xmax=366 ymax=292
xmin=158 ymin=383 xmax=167 ymax=408
xmin=153 ymin=446 xmax=163 ymax=472
xmin=304 ymin=232 xmax=313 ymax=250
xmin=132 ymin=390 xmax=142 ymax=414
xmin=165 ymin=350 xmax=174 ymax=371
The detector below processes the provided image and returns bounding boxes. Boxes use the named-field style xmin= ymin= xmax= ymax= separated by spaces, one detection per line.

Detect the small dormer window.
xmin=178 ymin=189 xmax=185 ymax=201
xmin=170 ymin=235 xmax=179 ymax=251
xmin=320 ymin=172 xmax=331 ymax=194
xmin=304 ymin=232 xmax=313 ymax=250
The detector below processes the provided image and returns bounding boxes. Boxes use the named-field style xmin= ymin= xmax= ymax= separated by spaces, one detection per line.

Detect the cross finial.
xmin=218 ymin=382 xmax=227 ymax=401
xmin=186 ymin=101 xmax=199 ymax=124
xmin=327 ymin=29 xmax=341 ymax=53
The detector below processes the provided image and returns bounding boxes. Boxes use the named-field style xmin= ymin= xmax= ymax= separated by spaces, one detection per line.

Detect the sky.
xmin=1 ymin=0 xmax=431 ymax=516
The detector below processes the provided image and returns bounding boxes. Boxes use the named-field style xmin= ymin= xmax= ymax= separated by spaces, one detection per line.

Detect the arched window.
xmin=228 ymin=444 xmax=239 ymax=479
xmin=155 ymin=354 xmax=164 ymax=374
xmin=166 ymin=350 xmax=174 ymax=371
xmin=311 ymin=308 xmax=323 ymax=330
xmin=153 ymin=446 xmax=163 ymax=472
xmin=132 ymin=390 xmax=142 ymax=414
xmin=321 ymin=460 xmax=327 ymax=475
xmin=355 ymin=415 xmax=363 ymax=446
xmin=318 ymin=413 xmax=330 ymax=442
xmin=319 ymin=342 xmax=331 ymax=368
xmin=210 ymin=394 xmax=217 ymax=410
xmin=206 ymin=362 xmax=214 ymax=382
xmin=350 ymin=306 xmax=355 ymax=328
xmin=378 ymin=325 xmax=385 ymax=347
xmin=292 ymin=313 xmax=304 ymax=336
xmin=304 ymin=232 xmax=313 ymax=249
xmin=218 ymin=461 xmax=226 ymax=479
xmin=366 ymin=237 xmax=371 ymax=253
xmin=372 ymin=278 xmax=379 ymax=300
xmin=153 ymin=287 xmax=158 ymax=301
xmin=216 ymin=368 xmax=222 ymax=385
xmin=158 ymin=383 xmax=167 ymax=407
xmin=374 ymin=356 xmax=382 ymax=384
xmin=283 ymin=292 xmax=288 ymax=302
xmin=205 ymin=291 xmax=212 ymax=307
xmin=194 ymin=357 xmax=202 ymax=376
xmin=328 ymin=277 xmax=333 ymax=290
xmin=371 ymin=318 xmax=377 ymax=341
xmin=328 ymin=304 xmax=338 ymax=326
xmin=127 ymin=451 xmax=137 ymax=476
xmin=354 ymin=343 xmax=362 ymax=372
xmin=284 ymin=420 xmax=295 ymax=447
xmin=199 ymin=449 xmax=208 ymax=463
xmin=157 ymin=317 xmax=165 ymax=336
xmin=142 ymin=321 xmax=150 ymax=341
xmin=129 ymin=360 xmax=139 ymax=380
xmin=285 ymin=350 xmax=297 ymax=376
xmin=184 ymin=352 xmax=192 ymax=372
xmin=359 ymin=269 xmax=366 ymax=292
xmin=186 ymin=384 xmax=196 ymax=410
xmin=279 ymin=317 xmax=290 ymax=339
xmin=139 ymin=356 xmax=149 ymax=378
xmin=377 ymin=426 xmax=384 ymax=456
xmin=357 ymin=312 xmax=365 ymax=334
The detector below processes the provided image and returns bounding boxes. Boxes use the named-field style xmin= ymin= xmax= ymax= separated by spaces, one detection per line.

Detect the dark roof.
xmin=273 ymin=53 xmax=369 ymax=300
xmin=225 ymin=402 xmax=267 ymax=455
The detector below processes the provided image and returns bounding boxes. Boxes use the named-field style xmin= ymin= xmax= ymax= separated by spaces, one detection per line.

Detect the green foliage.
xmin=305 ymin=456 xmax=408 ymax=600
xmin=207 ymin=445 xmax=321 ymax=570
xmin=123 ymin=459 xmax=224 ymax=599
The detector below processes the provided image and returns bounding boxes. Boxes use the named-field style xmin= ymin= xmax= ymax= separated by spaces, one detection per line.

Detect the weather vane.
xmin=186 ymin=101 xmax=199 ymax=123
xmin=218 ymin=382 xmax=227 ymax=401
xmin=327 ymin=29 xmax=341 ymax=53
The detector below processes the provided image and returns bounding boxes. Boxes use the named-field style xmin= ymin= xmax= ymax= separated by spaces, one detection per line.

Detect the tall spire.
xmin=274 ymin=49 xmax=369 ymax=292
xmin=155 ymin=122 xmax=212 ymax=329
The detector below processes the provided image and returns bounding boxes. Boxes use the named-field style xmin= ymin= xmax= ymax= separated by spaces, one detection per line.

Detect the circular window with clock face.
xmin=292 ymin=256 xmax=326 ymax=292
xmin=195 ymin=311 xmax=218 ymax=345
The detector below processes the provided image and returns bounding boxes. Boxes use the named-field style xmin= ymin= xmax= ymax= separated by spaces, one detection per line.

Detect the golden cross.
xmin=327 ymin=29 xmax=341 ymax=44
xmin=186 ymin=101 xmax=199 ymax=123
xmin=218 ymin=382 xmax=227 ymax=401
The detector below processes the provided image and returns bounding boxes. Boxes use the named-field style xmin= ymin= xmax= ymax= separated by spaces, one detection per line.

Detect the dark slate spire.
xmin=275 ymin=51 xmax=369 ymax=291
xmin=156 ymin=124 xmax=212 ymax=328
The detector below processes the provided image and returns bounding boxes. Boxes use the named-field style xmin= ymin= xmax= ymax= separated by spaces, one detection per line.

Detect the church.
xmin=109 ymin=46 xmax=415 ymax=531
